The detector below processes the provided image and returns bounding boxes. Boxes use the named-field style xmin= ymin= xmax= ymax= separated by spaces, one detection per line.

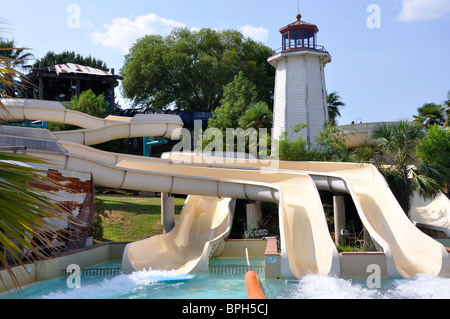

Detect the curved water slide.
xmin=0 ymin=99 xmax=340 ymax=278
xmin=410 ymin=192 xmax=450 ymax=237
xmin=122 ymin=195 xmax=236 ymax=274
xmin=3 ymin=99 xmax=448 ymax=278
xmin=0 ymin=98 xmax=183 ymax=145
xmin=164 ymin=153 xmax=450 ymax=278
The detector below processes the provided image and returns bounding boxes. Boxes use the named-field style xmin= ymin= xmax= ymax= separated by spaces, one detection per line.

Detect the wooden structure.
xmin=22 ymin=63 xmax=122 ymax=114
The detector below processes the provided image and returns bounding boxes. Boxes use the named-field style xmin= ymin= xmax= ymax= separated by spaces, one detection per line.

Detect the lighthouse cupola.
xmin=280 ymin=14 xmax=323 ymax=52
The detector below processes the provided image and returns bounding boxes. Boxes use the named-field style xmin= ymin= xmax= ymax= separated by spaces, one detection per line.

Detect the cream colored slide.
xmin=0 ymin=98 xmax=183 ymax=145
xmin=410 ymin=192 xmax=450 ymax=237
xmin=165 ymin=154 xmax=450 ymax=279
xmin=1 ymin=99 xmax=340 ymax=279
xmin=122 ymin=196 xmax=235 ymax=274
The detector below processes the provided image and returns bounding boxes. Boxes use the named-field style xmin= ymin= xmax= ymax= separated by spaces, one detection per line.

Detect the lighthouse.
xmin=268 ymin=13 xmax=331 ymax=147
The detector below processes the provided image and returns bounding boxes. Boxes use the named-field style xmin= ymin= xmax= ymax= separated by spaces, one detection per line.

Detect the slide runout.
xmin=122 ymin=196 xmax=235 ymax=274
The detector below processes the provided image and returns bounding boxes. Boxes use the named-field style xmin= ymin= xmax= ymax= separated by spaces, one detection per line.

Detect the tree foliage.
xmin=209 ymin=72 xmax=260 ymax=130
xmin=32 ymin=50 xmax=108 ymax=70
xmin=413 ymin=102 xmax=446 ymax=128
xmin=359 ymin=121 xmax=447 ymax=214
xmin=327 ymin=91 xmax=345 ymax=126
xmin=0 ymin=40 xmax=34 ymax=72
xmin=417 ymin=125 xmax=450 ymax=196
xmin=277 ymin=122 xmax=349 ymax=162
xmin=121 ymin=27 xmax=274 ymax=111
xmin=71 ymin=89 xmax=109 ymax=118
xmin=444 ymin=90 xmax=450 ymax=128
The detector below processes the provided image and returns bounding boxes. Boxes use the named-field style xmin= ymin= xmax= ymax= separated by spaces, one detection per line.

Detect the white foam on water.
xmin=389 ymin=274 xmax=450 ymax=299
xmin=287 ymin=274 xmax=450 ymax=299
xmin=289 ymin=275 xmax=381 ymax=299
xmin=40 ymin=269 xmax=183 ymax=299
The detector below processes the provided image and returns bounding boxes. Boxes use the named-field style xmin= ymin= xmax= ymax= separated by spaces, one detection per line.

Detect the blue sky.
xmin=2 ymin=0 xmax=450 ymax=125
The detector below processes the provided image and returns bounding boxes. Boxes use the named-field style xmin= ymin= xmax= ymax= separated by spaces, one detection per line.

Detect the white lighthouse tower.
xmin=269 ymin=13 xmax=331 ymax=147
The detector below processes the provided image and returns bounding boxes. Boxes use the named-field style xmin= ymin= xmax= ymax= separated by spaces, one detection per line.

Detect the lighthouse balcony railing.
xmin=273 ymin=45 xmax=328 ymax=55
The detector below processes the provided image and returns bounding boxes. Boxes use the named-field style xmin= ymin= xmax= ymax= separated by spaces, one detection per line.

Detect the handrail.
xmin=62 ymin=267 xmax=122 ymax=277
xmin=272 ymin=45 xmax=328 ymax=55
xmin=208 ymin=265 xmax=264 ymax=275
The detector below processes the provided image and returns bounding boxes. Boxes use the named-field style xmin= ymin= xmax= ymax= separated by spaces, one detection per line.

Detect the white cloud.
xmin=92 ymin=13 xmax=185 ymax=53
xmin=398 ymin=0 xmax=450 ymax=22
xmin=239 ymin=25 xmax=269 ymax=43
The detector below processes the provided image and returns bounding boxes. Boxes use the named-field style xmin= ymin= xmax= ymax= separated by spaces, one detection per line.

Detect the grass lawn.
xmin=96 ymin=193 xmax=186 ymax=242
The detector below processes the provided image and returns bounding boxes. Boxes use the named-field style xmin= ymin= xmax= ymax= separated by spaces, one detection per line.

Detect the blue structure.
xmin=143 ymin=136 xmax=168 ymax=157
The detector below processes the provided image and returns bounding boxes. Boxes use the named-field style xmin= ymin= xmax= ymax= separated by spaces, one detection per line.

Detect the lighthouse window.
xmin=290 ymin=30 xmax=303 ymax=49
xmin=303 ymin=30 xmax=315 ymax=48
xmin=282 ymin=33 xmax=289 ymax=50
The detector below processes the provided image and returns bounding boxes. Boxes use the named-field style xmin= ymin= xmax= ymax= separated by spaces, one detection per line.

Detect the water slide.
xmin=1 ymin=98 xmax=449 ymax=278
xmin=410 ymin=192 xmax=450 ymax=237
xmin=0 ymin=99 xmax=340 ymax=279
xmin=122 ymin=195 xmax=236 ymax=274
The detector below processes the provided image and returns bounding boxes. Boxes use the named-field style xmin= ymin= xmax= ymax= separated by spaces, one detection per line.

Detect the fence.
xmin=62 ymin=268 xmax=122 ymax=277
xmin=208 ymin=265 xmax=264 ymax=275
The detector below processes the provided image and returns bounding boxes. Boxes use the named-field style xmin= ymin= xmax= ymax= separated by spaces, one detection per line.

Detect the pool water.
xmin=2 ymin=258 xmax=450 ymax=299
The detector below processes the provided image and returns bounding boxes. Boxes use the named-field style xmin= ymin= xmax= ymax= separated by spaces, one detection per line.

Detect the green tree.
xmin=71 ymin=89 xmax=109 ymax=118
xmin=208 ymin=72 xmax=259 ymax=130
xmin=413 ymin=102 xmax=446 ymax=128
xmin=417 ymin=125 xmax=450 ymax=197
xmin=444 ymin=91 xmax=450 ymax=128
xmin=238 ymin=101 xmax=273 ymax=131
xmin=356 ymin=121 xmax=447 ymax=215
xmin=315 ymin=122 xmax=350 ymax=162
xmin=121 ymin=27 xmax=274 ymax=111
xmin=204 ymin=72 xmax=272 ymax=156
xmin=32 ymin=50 xmax=108 ymax=70
xmin=327 ymin=92 xmax=345 ymax=126
xmin=0 ymin=40 xmax=34 ymax=97
xmin=276 ymin=122 xmax=349 ymax=162
xmin=0 ymin=40 xmax=34 ymax=72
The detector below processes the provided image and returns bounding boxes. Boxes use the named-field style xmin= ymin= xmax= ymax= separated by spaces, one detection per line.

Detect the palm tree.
xmin=444 ymin=91 xmax=450 ymax=128
xmin=360 ymin=121 xmax=447 ymax=215
xmin=0 ymin=39 xmax=73 ymax=293
xmin=327 ymin=92 xmax=345 ymax=126
xmin=413 ymin=102 xmax=446 ymax=128
xmin=0 ymin=40 xmax=34 ymax=72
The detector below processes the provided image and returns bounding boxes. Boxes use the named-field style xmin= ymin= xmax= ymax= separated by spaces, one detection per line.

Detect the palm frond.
xmin=410 ymin=164 xmax=448 ymax=199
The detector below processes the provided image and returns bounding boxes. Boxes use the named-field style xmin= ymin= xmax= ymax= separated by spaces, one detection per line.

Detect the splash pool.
xmin=2 ymin=258 xmax=450 ymax=299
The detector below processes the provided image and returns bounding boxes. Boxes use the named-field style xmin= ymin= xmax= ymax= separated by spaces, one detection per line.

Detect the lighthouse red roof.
xmin=279 ymin=14 xmax=319 ymax=34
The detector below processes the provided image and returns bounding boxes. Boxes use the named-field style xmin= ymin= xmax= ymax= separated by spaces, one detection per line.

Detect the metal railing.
xmin=273 ymin=45 xmax=328 ymax=55
xmin=62 ymin=267 xmax=122 ymax=277
xmin=0 ymin=146 xmax=27 ymax=154
xmin=208 ymin=265 xmax=264 ymax=275
xmin=62 ymin=265 xmax=265 ymax=277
